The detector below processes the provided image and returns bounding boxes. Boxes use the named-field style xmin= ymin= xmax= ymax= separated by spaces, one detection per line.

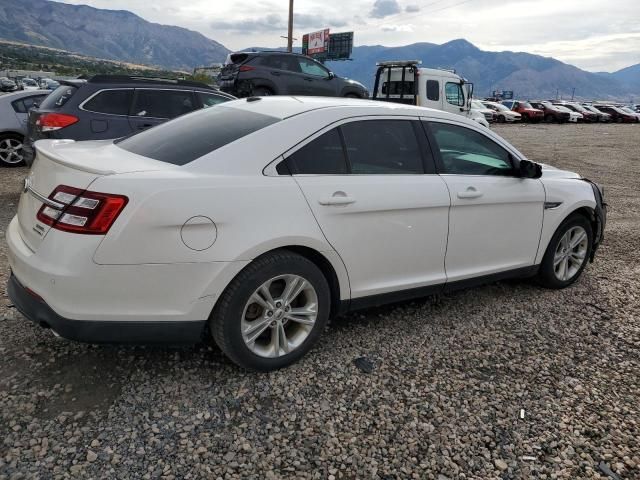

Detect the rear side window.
xmin=82 ymin=89 xmax=133 ymax=115
xmin=287 ymin=128 xmax=347 ymax=174
xmin=116 ymin=107 xmax=280 ymax=165
xmin=39 ymin=85 xmax=77 ymax=109
xmin=132 ymin=89 xmax=196 ymax=119
xmin=426 ymin=80 xmax=439 ymax=101
xmin=197 ymin=91 xmax=231 ymax=108
xmin=382 ymin=81 xmax=414 ymax=95
xmin=11 ymin=95 xmax=47 ymax=113
xmin=341 ymin=120 xmax=423 ymax=174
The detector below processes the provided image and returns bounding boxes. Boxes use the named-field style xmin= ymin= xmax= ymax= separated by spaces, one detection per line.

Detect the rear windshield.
xmin=39 ymin=85 xmax=78 ymax=109
xmin=115 ymin=106 xmax=280 ymax=165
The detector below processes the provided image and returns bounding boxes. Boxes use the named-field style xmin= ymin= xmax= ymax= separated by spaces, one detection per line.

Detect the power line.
xmin=377 ymin=0 xmax=478 ymax=24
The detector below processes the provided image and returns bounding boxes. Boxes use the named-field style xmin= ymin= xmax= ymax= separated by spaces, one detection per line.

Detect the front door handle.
xmin=304 ymin=78 xmax=314 ymax=82
xmin=457 ymin=187 xmax=483 ymax=199
xmin=319 ymin=191 xmax=356 ymax=206
xmin=270 ymin=71 xmax=281 ymax=76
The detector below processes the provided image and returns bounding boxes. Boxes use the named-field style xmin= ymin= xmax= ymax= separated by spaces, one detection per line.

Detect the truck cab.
xmin=372 ymin=60 xmax=488 ymax=127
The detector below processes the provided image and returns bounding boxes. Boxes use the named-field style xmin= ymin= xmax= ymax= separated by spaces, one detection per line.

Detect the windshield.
xmin=471 ymin=100 xmax=486 ymax=109
xmin=116 ymin=106 xmax=280 ymax=165
xmin=23 ymin=79 xmax=37 ymax=86
xmin=570 ymin=104 xmax=587 ymax=112
xmin=556 ymin=106 xmax=572 ymax=113
xmin=521 ymin=102 xmax=534 ymax=109
xmin=621 ymin=107 xmax=635 ymax=114
xmin=491 ymin=103 xmax=510 ymax=112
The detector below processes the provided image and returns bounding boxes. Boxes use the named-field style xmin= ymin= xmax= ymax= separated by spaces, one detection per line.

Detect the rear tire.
xmin=544 ymin=115 xmax=554 ymax=123
xmin=210 ymin=250 xmax=331 ymax=371
xmin=252 ymin=86 xmax=274 ymax=96
xmin=0 ymin=133 xmax=25 ymax=167
xmin=344 ymin=93 xmax=361 ymax=98
xmin=537 ymin=214 xmax=593 ymax=289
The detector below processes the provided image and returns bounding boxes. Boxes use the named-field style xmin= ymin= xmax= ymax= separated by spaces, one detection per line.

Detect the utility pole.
xmin=287 ymin=0 xmax=294 ymax=52
xmin=571 ymin=87 xmax=575 ymax=101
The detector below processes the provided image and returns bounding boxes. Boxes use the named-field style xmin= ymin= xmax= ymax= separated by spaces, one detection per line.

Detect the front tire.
xmin=537 ymin=214 xmax=593 ymax=289
xmin=210 ymin=250 xmax=331 ymax=371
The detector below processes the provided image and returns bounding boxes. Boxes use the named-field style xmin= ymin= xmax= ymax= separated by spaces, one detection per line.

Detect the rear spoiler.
xmin=59 ymin=79 xmax=87 ymax=87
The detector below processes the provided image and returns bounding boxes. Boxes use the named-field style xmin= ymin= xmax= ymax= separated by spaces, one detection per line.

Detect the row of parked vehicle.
xmin=0 ymin=76 xmax=60 ymax=93
xmin=476 ymin=99 xmax=640 ymax=124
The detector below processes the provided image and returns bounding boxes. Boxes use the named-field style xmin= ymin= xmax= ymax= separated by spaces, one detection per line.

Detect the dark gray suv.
xmin=218 ymin=51 xmax=368 ymax=98
xmin=23 ymin=75 xmax=235 ymax=165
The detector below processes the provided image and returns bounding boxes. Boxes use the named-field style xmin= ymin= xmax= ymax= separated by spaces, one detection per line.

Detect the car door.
xmin=294 ymin=57 xmax=337 ymax=96
xmin=444 ymin=81 xmax=465 ymax=116
xmin=285 ymin=117 xmax=451 ymax=300
xmin=128 ymin=89 xmax=197 ymax=132
xmin=78 ymin=88 xmax=134 ymax=139
xmin=425 ymin=120 xmax=545 ymax=282
xmin=259 ymin=55 xmax=307 ymax=95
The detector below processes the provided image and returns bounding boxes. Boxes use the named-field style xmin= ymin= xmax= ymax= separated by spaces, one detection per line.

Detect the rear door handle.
xmin=137 ymin=123 xmax=153 ymax=130
xmin=457 ymin=187 xmax=483 ymax=199
xmin=270 ymin=71 xmax=281 ymax=76
xmin=304 ymin=78 xmax=314 ymax=82
xmin=319 ymin=192 xmax=356 ymax=206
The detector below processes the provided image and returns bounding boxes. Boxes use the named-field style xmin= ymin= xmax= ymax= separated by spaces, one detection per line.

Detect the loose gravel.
xmin=1 ymin=123 xmax=639 ymax=479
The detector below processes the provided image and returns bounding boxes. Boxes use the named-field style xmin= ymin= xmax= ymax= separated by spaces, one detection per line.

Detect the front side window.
xmin=82 ymin=89 xmax=133 ymax=115
xmin=286 ymin=128 xmax=347 ymax=174
xmin=445 ymin=82 xmax=464 ymax=107
xmin=341 ymin=120 xmax=423 ymax=174
xmin=429 ymin=122 xmax=514 ymax=176
xmin=132 ymin=89 xmax=196 ymax=119
xmin=297 ymin=58 xmax=329 ymax=77
xmin=426 ymin=80 xmax=439 ymax=101
xmin=382 ymin=81 xmax=414 ymax=95
xmin=197 ymin=91 xmax=231 ymax=108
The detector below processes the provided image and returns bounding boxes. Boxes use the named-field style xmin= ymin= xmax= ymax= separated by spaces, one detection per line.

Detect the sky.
xmin=59 ymin=0 xmax=640 ymax=72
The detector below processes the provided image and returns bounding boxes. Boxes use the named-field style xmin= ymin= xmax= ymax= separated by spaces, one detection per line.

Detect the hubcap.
xmin=554 ymin=226 xmax=588 ymax=281
xmin=0 ymin=138 xmax=23 ymax=164
xmin=241 ymin=274 xmax=318 ymax=358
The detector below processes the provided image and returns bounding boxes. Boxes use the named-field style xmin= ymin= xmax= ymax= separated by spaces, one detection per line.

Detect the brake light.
xmin=36 ymin=113 xmax=79 ymax=132
xmin=36 ymin=185 xmax=128 ymax=235
xmin=239 ymin=65 xmax=256 ymax=72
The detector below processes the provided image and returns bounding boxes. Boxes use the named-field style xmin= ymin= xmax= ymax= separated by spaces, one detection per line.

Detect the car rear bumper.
xmin=8 ymin=273 xmax=206 ymax=343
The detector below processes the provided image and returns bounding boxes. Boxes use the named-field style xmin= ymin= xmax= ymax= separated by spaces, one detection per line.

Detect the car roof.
xmin=217 ymin=95 xmax=464 ymax=121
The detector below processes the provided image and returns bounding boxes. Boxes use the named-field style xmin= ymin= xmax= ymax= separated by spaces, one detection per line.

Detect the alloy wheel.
xmin=0 ymin=138 xmax=23 ymax=165
xmin=241 ymin=274 xmax=318 ymax=358
xmin=553 ymin=226 xmax=588 ymax=281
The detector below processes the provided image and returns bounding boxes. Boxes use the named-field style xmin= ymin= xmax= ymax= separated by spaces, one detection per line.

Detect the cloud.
xmin=370 ymin=0 xmax=401 ymax=18
xmin=405 ymin=5 xmax=420 ymax=13
xmin=381 ymin=24 xmax=414 ymax=32
xmin=210 ymin=12 xmax=348 ymax=32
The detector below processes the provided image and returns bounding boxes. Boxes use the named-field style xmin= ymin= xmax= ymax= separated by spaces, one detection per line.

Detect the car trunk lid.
xmin=17 ymin=139 xmax=176 ymax=252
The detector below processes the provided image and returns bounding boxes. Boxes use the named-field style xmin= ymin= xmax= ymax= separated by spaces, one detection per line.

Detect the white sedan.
xmin=482 ymin=101 xmax=522 ymax=123
xmin=7 ymin=97 xmax=606 ymax=371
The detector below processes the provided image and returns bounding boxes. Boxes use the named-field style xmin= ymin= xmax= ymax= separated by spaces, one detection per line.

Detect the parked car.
xmin=481 ymin=101 xmax=521 ymax=123
xmin=23 ymin=75 xmax=235 ymax=165
xmin=471 ymin=99 xmax=496 ymax=123
xmin=20 ymin=78 xmax=40 ymax=91
xmin=581 ymin=105 xmax=612 ymax=122
xmin=594 ymin=105 xmax=637 ymax=123
xmin=553 ymin=103 xmax=582 ymax=123
xmin=219 ymin=51 xmax=368 ymax=98
xmin=529 ymin=101 xmax=571 ymax=123
xmin=560 ymin=102 xmax=599 ymax=122
xmin=501 ymin=100 xmax=544 ymax=122
xmin=7 ymin=96 xmax=606 ymax=371
xmin=371 ymin=60 xmax=489 ymax=128
xmin=0 ymin=77 xmax=18 ymax=92
xmin=0 ymin=90 xmax=50 ymax=166
xmin=39 ymin=78 xmax=60 ymax=90
xmin=618 ymin=106 xmax=640 ymax=122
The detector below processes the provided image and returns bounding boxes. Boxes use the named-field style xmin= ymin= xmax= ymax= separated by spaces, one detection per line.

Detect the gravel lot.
xmin=1 ymin=123 xmax=639 ymax=479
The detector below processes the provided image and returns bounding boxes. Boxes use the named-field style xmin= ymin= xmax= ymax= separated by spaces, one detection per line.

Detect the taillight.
xmin=36 ymin=185 xmax=128 ymax=235
xmin=36 ymin=113 xmax=79 ymax=132
xmin=239 ymin=65 xmax=255 ymax=72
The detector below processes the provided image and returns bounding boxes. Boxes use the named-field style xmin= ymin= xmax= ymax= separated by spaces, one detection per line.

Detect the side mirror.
xmin=519 ymin=159 xmax=542 ymax=179
xmin=327 ymin=72 xmax=335 ymax=80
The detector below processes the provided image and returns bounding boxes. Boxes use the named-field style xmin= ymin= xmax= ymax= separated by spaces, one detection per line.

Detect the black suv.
xmin=24 ymin=75 xmax=235 ymax=165
xmin=218 ymin=51 xmax=368 ymax=98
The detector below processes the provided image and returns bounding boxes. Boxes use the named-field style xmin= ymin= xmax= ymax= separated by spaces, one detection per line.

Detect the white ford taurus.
xmin=7 ymin=97 xmax=606 ymax=371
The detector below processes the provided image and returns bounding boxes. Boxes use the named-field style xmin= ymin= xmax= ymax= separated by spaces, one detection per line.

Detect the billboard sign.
xmin=305 ymin=29 xmax=330 ymax=55
xmin=492 ymin=90 xmax=514 ymax=100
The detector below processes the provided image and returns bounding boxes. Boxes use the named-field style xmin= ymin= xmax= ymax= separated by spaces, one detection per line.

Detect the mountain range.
xmin=0 ymin=0 xmax=637 ymax=100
